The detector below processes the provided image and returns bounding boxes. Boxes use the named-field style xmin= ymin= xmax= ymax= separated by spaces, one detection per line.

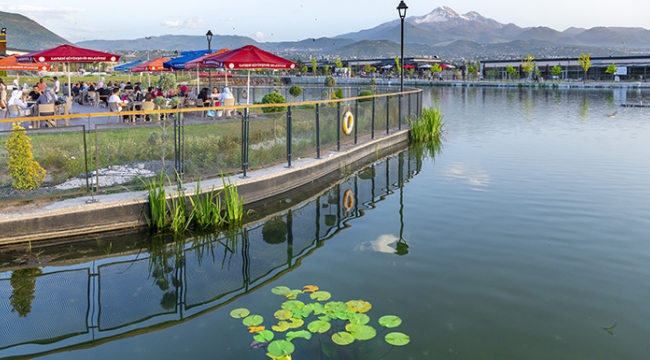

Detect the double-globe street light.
xmin=397 ymin=1 xmax=408 ymax=130
xmin=206 ymin=30 xmax=213 ymax=91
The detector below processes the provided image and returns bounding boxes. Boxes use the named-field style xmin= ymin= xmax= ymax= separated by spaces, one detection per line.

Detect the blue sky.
xmin=1 ymin=0 xmax=649 ymax=43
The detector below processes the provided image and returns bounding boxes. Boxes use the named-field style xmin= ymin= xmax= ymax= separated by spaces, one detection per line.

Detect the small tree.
xmin=5 ymin=124 xmax=46 ymax=191
xmin=431 ymin=63 xmax=443 ymax=80
xmin=394 ymin=56 xmax=401 ymax=76
xmin=467 ymin=65 xmax=476 ymax=80
xmin=605 ymin=63 xmax=618 ymax=81
xmin=334 ymin=87 xmax=343 ymax=100
xmin=157 ymin=73 xmax=177 ymax=95
xmin=521 ymin=54 xmax=536 ymax=81
xmin=358 ymin=90 xmax=374 ymax=103
xmin=324 ymin=64 xmax=330 ymax=75
xmin=311 ymin=58 xmax=318 ymax=76
xmin=324 ymin=75 xmax=336 ymax=99
xmin=300 ymin=65 xmax=308 ymax=74
xmin=364 ymin=63 xmax=372 ymax=74
xmin=551 ymin=65 xmax=562 ymax=80
xmin=334 ymin=57 xmax=343 ymax=69
xmin=261 ymin=92 xmax=287 ymax=113
xmin=486 ymin=68 xmax=498 ymax=80
xmin=289 ymin=85 xmax=303 ymax=101
xmin=578 ymin=53 xmax=591 ymax=83
xmin=505 ymin=65 xmax=517 ymax=81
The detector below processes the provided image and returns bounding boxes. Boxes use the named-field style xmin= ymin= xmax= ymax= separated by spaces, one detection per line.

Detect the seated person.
xmin=98 ymin=87 xmax=111 ymax=107
xmin=28 ymin=85 xmax=42 ymax=101
xmin=210 ymin=87 xmax=221 ymax=103
xmin=218 ymin=87 xmax=234 ymax=103
xmin=133 ymin=85 xmax=144 ymax=102
xmin=198 ymin=87 xmax=210 ymax=105
xmin=123 ymin=82 xmax=133 ymax=90
xmin=7 ymin=90 xmax=30 ymax=117
xmin=36 ymin=89 xmax=57 ymax=116
xmin=108 ymin=88 xmax=128 ymax=111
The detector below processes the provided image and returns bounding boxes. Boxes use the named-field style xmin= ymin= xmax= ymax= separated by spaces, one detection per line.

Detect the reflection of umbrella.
xmin=0 ymin=54 xmax=51 ymax=71
xmin=203 ymin=45 xmax=296 ymax=105
xmin=17 ymin=44 xmax=120 ymax=97
xmin=130 ymin=57 xmax=171 ymax=72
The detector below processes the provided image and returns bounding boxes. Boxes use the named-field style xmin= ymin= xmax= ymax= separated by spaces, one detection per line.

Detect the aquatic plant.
xmin=223 ymin=175 xmax=244 ymax=227
xmin=146 ymin=172 xmax=169 ymax=231
xmin=169 ymin=175 xmax=192 ymax=234
xmin=229 ymin=285 xmax=410 ymax=359
xmin=189 ymin=179 xmax=224 ymax=229
xmin=408 ymin=107 xmax=444 ymax=143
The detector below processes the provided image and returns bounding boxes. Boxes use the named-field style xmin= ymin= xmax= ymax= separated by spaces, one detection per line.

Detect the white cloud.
xmin=255 ymin=31 xmax=264 ymax=40
xmin=160 ymin=17 xmax=205 ymax=30
xmin=443 ymin=163 xmax=491 ymax=189
xmin=0 ymin=5 xmax=82 ymax=23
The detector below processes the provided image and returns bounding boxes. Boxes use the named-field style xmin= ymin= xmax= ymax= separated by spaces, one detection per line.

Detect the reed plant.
xmin=189 ymin=179 xmax=224 ymax=229
xmin=222 ymin=175 xmax=244 ymax=227
xmin=168 ymin=175 xmax=193 ymax=234
xmin=408 ymin=107 xmax=444 ymax=143
xmin=146 ymin=172 xmax=169 ymax=231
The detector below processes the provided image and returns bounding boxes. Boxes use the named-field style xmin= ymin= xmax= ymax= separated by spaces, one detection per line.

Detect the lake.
xmin=1 ymin=86 xmax=649 ymax=360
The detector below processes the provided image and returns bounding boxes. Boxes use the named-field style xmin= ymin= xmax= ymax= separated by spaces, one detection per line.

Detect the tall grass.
xmin=146 ymin=172 xmax=169 ymax=231
xmin=169 ymin=174 xmax=193 ymax=234
xmin=189 ymin=179 xmax=224 ymax=229
xmin=408 ymin=107 xmax=444 ymax=143
xmin=222 ymin=176 xmax=244 ymax=227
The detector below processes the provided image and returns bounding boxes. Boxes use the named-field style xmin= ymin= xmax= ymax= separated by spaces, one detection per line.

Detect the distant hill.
xmin=0 ymin=10 xmax=69 ymax=51
xmin=331 ymin=40 xmax=418 ymax=58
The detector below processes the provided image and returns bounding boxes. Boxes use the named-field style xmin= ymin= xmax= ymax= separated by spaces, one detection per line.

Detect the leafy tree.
xmin=157 ymin=73 xmax=177 ymax=94
xmin=467 ymin=64 xmax=476 ymax=79
xmin=324 ymin=75 xmax=336 ymax=98
xmin=551 ymin=65 xmax=562 ymax=79
xmin=505 ymin=65 xmax=518 ymax=81
xmin=261 ymin=92 xmax=287 ymax=113
xmin=578 ymin=53 xmax=591 ymax=83
xmin=364 ymin=63 xmax=372 ymax=74
xmin=5 ymin=124 xmax=46 ymax=190
xmin=334 ymin=57 xmax=343 ymax=69
xmin=300 ymin=65 xmax=308 ymax=74
xmin=311 ymin=58 xmax=317 ymax=76
xmin=521 ymin=54 xmax=536 ymax=80
xmin=394 ymin=56 xmax=401 ymax=75
xmin=605 ymin=63 xmax=618 ymax=80
xmin=486 ymin=68 xmax=498 ymax=80
xmin=358 ymin=90 xmax=374 ymax=103
xmin=289 ymin=85 xmax=303 ymax=101
xmin=334 ymin=87 xmax=343 ymax=100
xmin=431 ymin=63 xmax=442 ymax=75
xmin=324 ymin=65 xmax=330 ymax=75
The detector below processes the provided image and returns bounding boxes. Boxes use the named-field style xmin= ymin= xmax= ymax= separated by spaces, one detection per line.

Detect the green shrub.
xmin=289 ymin=85 xmax=303 ymax=99
xmin=5 ymin=124 xmax=46 ymax=190
xmin=358 ymin=90 xmax=374 ymax=102
xmin=261 ymin=92 xmax=287 ymax=113
xmin=334 ymin=87 xmax=344 ymax=99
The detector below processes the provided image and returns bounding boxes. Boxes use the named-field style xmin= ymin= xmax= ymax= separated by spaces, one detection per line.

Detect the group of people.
xmin=197 ymin=86 xmax=234 ymax=106
xmin=1 ymin=77 xmax=63 ymax=123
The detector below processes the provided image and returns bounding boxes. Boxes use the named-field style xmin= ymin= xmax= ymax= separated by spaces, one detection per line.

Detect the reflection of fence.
xmin=0 ymin=149 xmax=421 ymax=357
xmin=0 ymin=88 xmax=421 ymax=205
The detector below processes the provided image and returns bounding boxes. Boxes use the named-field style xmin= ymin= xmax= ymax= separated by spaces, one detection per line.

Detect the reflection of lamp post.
xmin=145 ymin=36 xmax=151 ymax=60
xmin=396 ymin=151 xmax=409 ymax=256
xmin=397 ymin=1 xmax=408 ymax=130
xmin=206 ymin=30 xmax=213 ymax=91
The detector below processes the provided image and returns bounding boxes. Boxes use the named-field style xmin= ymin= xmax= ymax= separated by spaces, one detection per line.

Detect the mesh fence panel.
xmin=318 ymin=105 xmax=339 ymax=154
xmin=248 ymin=112 xmax=287 ymax=170
xmin=0 ymin=269 xmax=89 ymax=349
xmin=288 ymin=203 xmax=319 ymax=257
xmin=290 ymin=107 xmax=317 ymax=161
xmin=182 ymin=118 xmax=243 ymax=180
xmin=247 ymin=223 xmax=291 ymax=283
xmin=98 ymin=258 xmax=177 ymax=331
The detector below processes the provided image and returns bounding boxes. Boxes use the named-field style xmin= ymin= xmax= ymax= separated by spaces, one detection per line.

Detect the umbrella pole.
xmin=66 ymin=62 xmax=72 ymax=98
xmin=148 ymin=72 xmax=151 ymax=88
xmin=246 ymin=70 xmax=250 ymax=105
xmin=225 ymin=69 xmax=228 ymax=87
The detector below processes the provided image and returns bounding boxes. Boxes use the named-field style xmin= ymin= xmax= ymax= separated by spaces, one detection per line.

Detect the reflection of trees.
xmin=148 ymin=236 xmax=183 ymax=311
xmin=10 ymin=267 xmax=42 ymax=317
xmin=262 ymin=216 xmax=288 ymax=244
xmin=580 ymin=96 xmax=590 ymax=120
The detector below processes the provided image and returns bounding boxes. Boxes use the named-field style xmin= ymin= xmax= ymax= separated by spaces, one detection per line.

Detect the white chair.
xmin=107 ymin=102 xmax=122 ymax=123
xmin=222 ymin=97 xmax=236 ymax=117
xmin=37 ymin=103 xmax=56 ymax=127
xmin=140 ymin=102 xmax=155 ymax=121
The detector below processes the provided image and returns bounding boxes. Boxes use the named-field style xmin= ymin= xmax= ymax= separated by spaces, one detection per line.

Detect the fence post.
xmin=82 ymin=125 xmax=89 ymax=193
xmin=386 ymin=95 xmax=390 ymax=135
xmin=242 ymin=109 xmax=249 ymax=178
xmin=287 ymin=106 xmax=292 ymax=168
xmin=354 ymin=99 xmax=358 ymax=145
xmin=316 ymin=103 xmax=321 ymax=159
xmin=371 ymin=97 xmax=375 ymax=140
xmin=408 ymin=92 xmax=411 ymax=120
xmin=337 ymin=101 xmax=341 ymax=151
xmin=398 ymin=93 xmax=402 ymax=131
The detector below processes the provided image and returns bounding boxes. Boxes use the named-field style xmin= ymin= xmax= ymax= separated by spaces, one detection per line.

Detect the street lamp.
xmin=397 ymin=1 xmax=408 ymax=130
xmin=174 ymin=50 xmax=179 ymax=58
xmin=145 ymin=36 xmax=151 ymax=60
xmin=206 ymin=30 xmax=213 ymax=90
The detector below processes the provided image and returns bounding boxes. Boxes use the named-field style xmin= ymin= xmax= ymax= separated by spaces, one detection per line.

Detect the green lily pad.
xmin=311 ymin=303 xmax=325 ymax=315
xmin=345 ymin=324 xmax=376 ymax=341
xmin=310 ymin=291 xmax=332 ymax=301
xmin=319 ymin=315 xmax=332 ymax=322
xmin=268 ymin=340 xmax=295 ymax=357
xmin=378 ymin=315 xmax=402 ymax=328
xmin=346 ymin=300 xmax=372 ymax=313
xmin=253 ymin=329 xmax=274 ymax=342
xmin=271 ymin=286 xmax=291 ymax=295
xmin=324 ymin=301 xmax=347 ymax=312
xmin=242 ymin=315 xmax=264 ymax=327
xmin=288 ymin=318 xmax=304 ymax=329
xmin=285 ymin=289 xmax=303 ymax=299
xmin=286 ymin=330 xmax=312 ymax=341
xmin=348 ymin=313 xmax=370 ymax=325
xmin=274 ymin=309 xmax=293 ymax=321
xmin=229 ymin=308 xmax=250 ymax=319
xmin=331 ymin=331 xmax=355 ymax=346
xmin=385 ymin=332 xmax=410 ymax=346
xmin=335 ymin=310 xmax=355 ymax=321
xmin=307 ymin=320 xmax=332 ymax=333
xmin=282 ymin=300 xmax=305 ymax=312
xmin=272 ymin=321 xmax=290 ymax=332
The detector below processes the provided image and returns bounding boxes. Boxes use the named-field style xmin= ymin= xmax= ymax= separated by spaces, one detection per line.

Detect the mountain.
xmin=329 ymin=40 xmax=417 ymax=58
xmin=0 ymin=10 xmax=69 ymax=51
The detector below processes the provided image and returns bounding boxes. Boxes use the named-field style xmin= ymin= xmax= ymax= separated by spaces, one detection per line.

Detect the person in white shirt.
xmin=7 ymin=90 xmax=30 ymax=117
xmin=53 ymin=76 xmax=60 ymax=95
xmin=12 ymin=76 xmax=19 ymax=91
xmin=218 ymin=87 xmax=234 ymax=103
xmin=108 ymin=88 xmax=128 ymax=111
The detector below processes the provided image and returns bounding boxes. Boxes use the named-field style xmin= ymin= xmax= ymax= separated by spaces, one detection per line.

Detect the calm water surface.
xmin=1 ymin=87 xmax=649 ymax=360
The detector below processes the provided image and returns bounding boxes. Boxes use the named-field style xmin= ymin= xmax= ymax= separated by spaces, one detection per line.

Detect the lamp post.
xmin=397 ymin=1 xmax=408 ymax=129
xmin=145 ymin=36 xmax=151 ymax=60
xmin=206 ymin=30 xmax=213 ymax=91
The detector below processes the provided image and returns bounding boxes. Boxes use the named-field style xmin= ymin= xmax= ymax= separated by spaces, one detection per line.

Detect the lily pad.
xmin=346 ymin=324 xmax=377 ymax=341
xmin=286 ymin=330 xmax=312 ymax=341
xmin=242 ymin=315 xmax=264 ymax=327
xmin=272 ymin=321 xmax=290 ymax=332
xmin=253 ymin=330 xmax=275 ymax=342
xmin=311 ymin=303 xmax=325 ymax=315
xmin=348 ymin=313 xmax=370 ymax=325
xmin=274 ymin=309 xmax=293 ymax=321
xmin=385 ymin=332 xmax=410 ymax=346
xmin=346 ymin=300 xmax=372 ymax=313
xmin=331 ymin=331 xmax=355 ymax=346
xmin=230 ymin=308 xmax=250 ymax=319
xmin=248 ymin=325 xmax=265 ymax=333
xmin=310 ymin=291 xmax=332 ymax=301
xmin=307 ymin=320 xmax=332 ymax=333
xmin=288 ymin=318 xmax=304 ymax=329
xmin=271 ymin=286 xmax=291 ymax=296
xmin=302 ymin=285 xmax=319 ymax=293
xmin=285 ymin=290 xmax=303 ymax=299
xmin=268 ymin=340 xmax=295 ymax=357
xmin=324 ymin=301 xmax=347 ymax=312
xmin=378 ymin=315 xmax=402 ymax=328
xmin=282 ymin=300 xmax=305 ymax=312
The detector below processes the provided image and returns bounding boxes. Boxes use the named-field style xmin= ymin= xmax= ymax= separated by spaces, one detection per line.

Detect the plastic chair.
xmin=107 ymin=102 xmax=122 ymax=123
xmin=222 ymin=98 xmax=235 ymax=117
xmin=37 ymin=103 xmax=56 ymax=127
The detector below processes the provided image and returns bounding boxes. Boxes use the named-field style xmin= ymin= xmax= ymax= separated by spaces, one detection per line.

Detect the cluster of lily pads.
xmin=229 ymin=285 xmax=410 ymax=359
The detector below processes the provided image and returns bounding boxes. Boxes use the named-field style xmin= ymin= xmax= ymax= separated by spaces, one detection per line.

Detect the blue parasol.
xmin=114 ymin=59 xmax=144 ymax=72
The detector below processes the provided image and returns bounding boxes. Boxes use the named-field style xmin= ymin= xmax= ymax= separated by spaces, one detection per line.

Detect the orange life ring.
xmin=343 ymin=189 xmax=354 ymax=212
xmin=342 ymin=111 xmax=354 ymax=135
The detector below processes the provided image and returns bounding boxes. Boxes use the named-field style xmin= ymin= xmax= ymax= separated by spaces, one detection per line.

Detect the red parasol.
xmin=17 ymin=44 xmax=120 ymax=97
xmin=0 ymin=54 xmax=51 ymax=71
xmin=129 ymin=57 xmax=171 ymax=72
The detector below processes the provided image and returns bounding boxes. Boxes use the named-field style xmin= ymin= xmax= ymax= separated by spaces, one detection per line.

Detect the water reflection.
xmin=0 ymin=147 xmax=423 ymax=357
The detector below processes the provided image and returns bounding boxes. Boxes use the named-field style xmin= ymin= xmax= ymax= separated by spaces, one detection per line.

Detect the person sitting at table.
xmin=198 ymin=87 xmax=210 ymax=106
xmin=97 ymin=77 xmax=105 ymax=89
xmin=218 ymin=87 xmax=234 ymax=103
xmin=98 ymin=86 xmax=111 ymax=107
xmin=210 ymin=87 xmax=221 ymax=102
xmin=35 ymin=89 xmax=57 ymax=126
xmin=177 ymin=84 xmax=187 ymax=97
xmin=133 ymin=85 xmax=144 ymax=102
xmin=28 ymin=85 xmax=42 ymax=101
xmin=124 ymin=82 xmax=133 ymax=90
xmin=108 ymin=88 xmax=128 ymax=112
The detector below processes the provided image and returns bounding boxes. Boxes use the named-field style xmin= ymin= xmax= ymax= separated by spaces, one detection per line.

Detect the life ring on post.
xmin=342 ymin=111 xmax=354 ymax=135
xmin=343 ymin=189 xmax=354 ymax=212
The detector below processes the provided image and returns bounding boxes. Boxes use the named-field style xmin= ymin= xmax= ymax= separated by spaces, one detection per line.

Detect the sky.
xmin=1 ymin=0 xmax=649 ymax=43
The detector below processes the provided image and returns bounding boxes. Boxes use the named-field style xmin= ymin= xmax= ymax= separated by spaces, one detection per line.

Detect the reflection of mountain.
xmin=0 ymin=148 xmax=422 ymax=358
